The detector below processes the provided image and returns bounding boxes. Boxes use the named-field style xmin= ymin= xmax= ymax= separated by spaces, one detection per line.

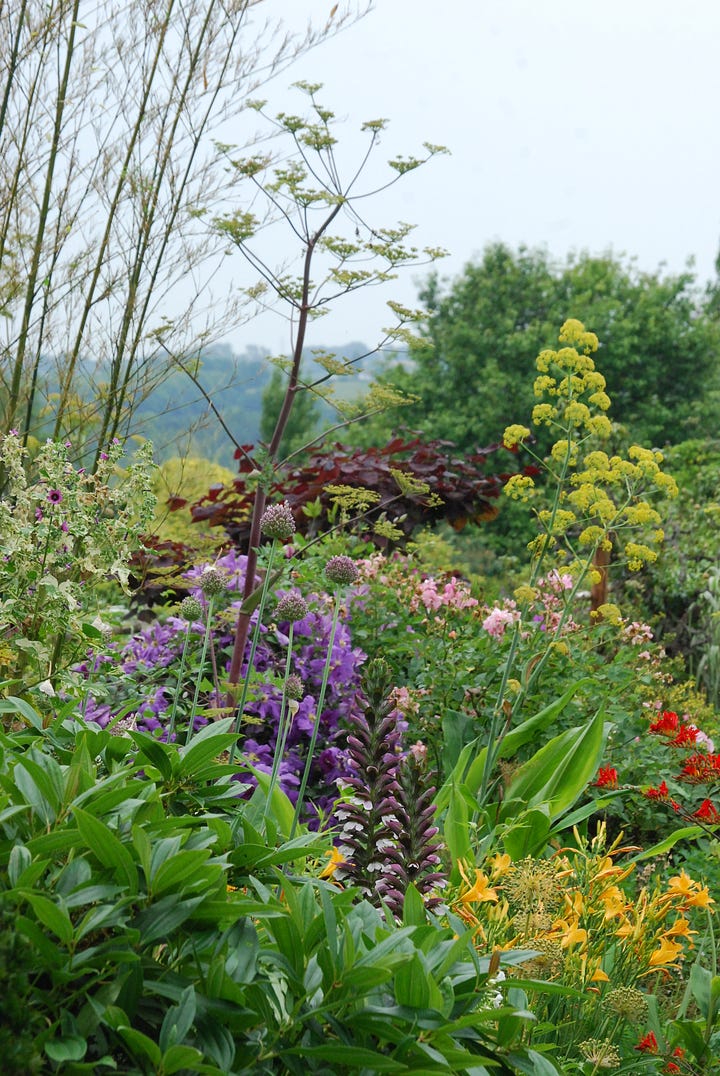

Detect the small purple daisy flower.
xmin=46 ymin=489 xmax=63 ymax=504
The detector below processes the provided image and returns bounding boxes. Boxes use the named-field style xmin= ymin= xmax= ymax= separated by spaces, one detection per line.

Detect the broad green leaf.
xmin=13 ymin=761 xmax=58 ymax=824
xmin=44 ymin=1036 xmax=87 ymax=1062
xmin=444 ymin=782 xmax=472 ymax=869
xmin=162 ymin=1044 xmax=205 ymax=1074
xmin=402 ymin=883 xmax=427 ymax=927
xmin=503 ymin=806 xmax=550 ymax=859
xmin=465 ymin=689 xmax=587 ymax=798
xmin=129 ymin=731 xmax=174 ymax=781
xmin=21 ymin=891 xmax=73 ymax=945
xmin=73 ymin=807 xmax=138 ymax=894
xmin=117 ymin=1027 xmax=162 ymax=1067
xmin=503 ymin=709 xmax=608 ymax=820
xmin=394 ymin=952 xmax=431 ymax=1008
xmin=151 ymin=849 xmax=214 ymax=896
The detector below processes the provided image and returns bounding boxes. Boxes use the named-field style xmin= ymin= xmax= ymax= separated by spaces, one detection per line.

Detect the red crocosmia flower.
xmin=650 ymin=710 xmax=679 ymax=735
xmin=693 ymin=799 xmax=720 ymax=824
xmin=645 ymin=781 xmax=670 ymax=801
xmin=594 ymin=766 xmax=618 ymax=789
xmin=635 ymin=1032 xmax=658 ymax=1053
xmin=678 ymin=753 xmax=720 ymax=783
xmin=670 ymin=724 xmax=698 ymax=747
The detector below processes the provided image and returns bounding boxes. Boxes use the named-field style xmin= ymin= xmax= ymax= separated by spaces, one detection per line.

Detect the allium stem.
xmin=168 ymin=623 xmax=192 ymax=742
xmin=185 ymin=597 xmax=215 ymax=746
xmin=290 ymin=594 xmax=342 ymax=837
xmin=264 ymin=622 xmax=296 ymax=819
xmin=228 ymin=540 xmax=278 ymax=765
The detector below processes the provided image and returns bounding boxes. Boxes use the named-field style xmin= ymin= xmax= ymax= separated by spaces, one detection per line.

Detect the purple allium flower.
xmin=325 ymin=555 xmax=359 ymax=587
xmin=275 ymin=592 xmax=309 ymax=623
xmin=260 ymin=501 xmax=295 ymax=541
xmin=46 ymin=489 xmax=63 ymax=504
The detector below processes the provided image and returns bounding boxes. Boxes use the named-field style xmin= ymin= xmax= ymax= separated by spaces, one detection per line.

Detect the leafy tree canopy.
xmin=356 ymin=244 xmax=720 ymax=452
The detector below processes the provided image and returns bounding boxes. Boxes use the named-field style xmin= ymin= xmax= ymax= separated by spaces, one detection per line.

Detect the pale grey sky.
xmin=223 ymin=0 xmax=720 ymax=352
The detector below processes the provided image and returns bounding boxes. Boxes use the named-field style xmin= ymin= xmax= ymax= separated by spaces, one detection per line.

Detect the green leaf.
xmin=44 ymin=1035 xmax=87 ymax=1062
xmin=284 ymin=1044 xmax=406 ymax=1070
xmin=160 ymin=985 xmax=197 ymax=1053
xmin=629 ymin=826 xmax=704 ymax=862
xmin=117 ymin=1026 xmax=162 ymax=1067
xmin=73 ymin=807 xmax=139 ymax=894
xmin=129 ymin=731 xmax=174 ymax=781
xmin=503 ymin=806 xmax=551 ymax=859
xmin=444 ymin=781 xmax=472 ymax=870
xmin=401 ymin=883 xmax=427 ymax=928
xmin=394 ymin=952 xmax=431 ymax=1008
xmin=0 ymin=696 xmax=44 ymax=730
xmin=20 ymin=891 xmax=73 ymax=945
xmin=504 ymin=709 xmax=608 ymax=820
xmin=132 ymin=894 xmax=205 ymax=945
xmin=161 ymin=1044 xmax=205 ymax=1074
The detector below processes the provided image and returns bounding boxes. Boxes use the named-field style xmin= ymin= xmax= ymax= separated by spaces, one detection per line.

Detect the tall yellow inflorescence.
xmin=502 ymin=319 xmax=678 ymax=580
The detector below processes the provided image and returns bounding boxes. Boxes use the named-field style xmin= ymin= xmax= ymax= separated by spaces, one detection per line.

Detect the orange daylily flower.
xmin=459 ymin=867 xmax=498 ymax=905
xmin=488 ymin=852 xmax=512 ymax=878
xmin=663 ymin=916 xmax=697 ymax=941
xmin=319 ymin=846 xmax=346 ymax=879
xmin=647 ymin=936 xmax=684 ymax=967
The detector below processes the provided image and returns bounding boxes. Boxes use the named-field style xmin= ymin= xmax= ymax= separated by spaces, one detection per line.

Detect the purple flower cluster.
xmin=79 ymin=551 xmax=366 ymax=823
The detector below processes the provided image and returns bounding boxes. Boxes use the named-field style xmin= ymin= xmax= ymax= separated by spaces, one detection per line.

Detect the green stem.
xmin=228 ymin=541 xmax=278 ymax=766
xmin=185 ymin=597 xmax=215 ymax=746
xmin=168 ymin=623 xmax=193 ymax=742
xmin=265 ymin=623 xmax=296 ymax=819
xmin=290 ymin=592 xmax=343 ymax=838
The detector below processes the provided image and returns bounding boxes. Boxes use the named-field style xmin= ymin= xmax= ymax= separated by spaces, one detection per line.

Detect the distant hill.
xmin=134 ymin=340 xmax=402 ymax=467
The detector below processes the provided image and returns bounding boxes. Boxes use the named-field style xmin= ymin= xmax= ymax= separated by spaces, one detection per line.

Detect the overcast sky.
xmin=225 ymin=0 xmax=720 ymax=353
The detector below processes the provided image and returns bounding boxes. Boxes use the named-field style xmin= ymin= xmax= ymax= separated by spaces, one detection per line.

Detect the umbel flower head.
xmin=325 ymin=554 xmax=359 ymax=587
xmin=260 ymin=501 xmax=296 ymax=541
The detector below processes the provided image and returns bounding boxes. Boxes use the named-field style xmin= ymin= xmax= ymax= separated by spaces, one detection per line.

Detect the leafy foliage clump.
xmin=186 ymin=435 xmax=539 ymax=549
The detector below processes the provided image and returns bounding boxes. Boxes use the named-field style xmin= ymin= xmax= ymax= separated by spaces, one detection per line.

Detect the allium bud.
xmin=260 ymin=502 xmax=296 ymax=541
xmin=198 ymin=568 xmax=227 ymax=598
xmin=325 ymin=554 xmax=359 ymax=587
xmin=275 ymin=592 xmax=309 ymax=622
xmin=286 ymin=673 xmax=304 ymax=701
xmin=180 ymin=595 xmax=203 ymax=621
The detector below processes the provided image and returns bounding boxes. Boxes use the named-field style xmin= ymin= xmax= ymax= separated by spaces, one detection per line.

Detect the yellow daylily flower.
xmin=647 ymin=937 xmax=684 ymax=967
xmin=319 ymin=846 xmax=346 ymax=879
xmin=459 ymin=866 xmax=498 ymax=905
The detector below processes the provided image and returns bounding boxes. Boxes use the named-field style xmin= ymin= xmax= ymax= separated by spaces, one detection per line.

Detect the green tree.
xmin=356 ymin=244 xmax=720 ymax=452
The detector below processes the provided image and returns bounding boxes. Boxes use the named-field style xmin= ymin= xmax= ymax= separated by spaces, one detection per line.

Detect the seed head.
xmin=199 ymin=568 xmax=227 ymax=598
xmin=604 ymin=987 xmax=648 ymax=1022
xmin=325 ymin=554 xmax=359 ymax=587
xmin=275 ymin=592 xmax=309 ymax=622
xmin=180 ymin=595 xmax=203 ymax=621
xmin=260 ymin=502 xmax=296 ymax=541
xmin=286 ymin=673 xmax=304 ymax=701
